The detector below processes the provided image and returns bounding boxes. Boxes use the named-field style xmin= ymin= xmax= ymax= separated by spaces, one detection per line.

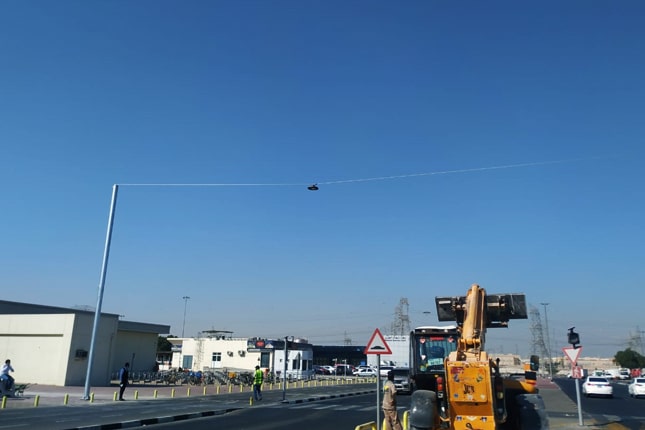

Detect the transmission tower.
xmin=529 ymin=305 xmax=550 ymax=373
xmin=390 ymin=298 xmax=411 ymax=336
xmin=343 ymin=331 xmax=352 ymax=346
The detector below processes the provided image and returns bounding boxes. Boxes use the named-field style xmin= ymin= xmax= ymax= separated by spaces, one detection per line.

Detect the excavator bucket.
xmin=435 ymin=292 xmax=527 ymax=328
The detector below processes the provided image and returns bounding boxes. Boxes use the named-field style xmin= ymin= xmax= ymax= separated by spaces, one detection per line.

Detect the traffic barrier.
xmin=113 ymin=391 xmax=118 ymax=401
xmin=34 ymin=395 xmax=40 ymax=407
xmin=64 ymin=393 xmax=69 ymax=405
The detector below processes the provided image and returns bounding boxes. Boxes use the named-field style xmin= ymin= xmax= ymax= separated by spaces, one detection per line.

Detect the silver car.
xmin=391 ymin=368 xmax=411 ymax=394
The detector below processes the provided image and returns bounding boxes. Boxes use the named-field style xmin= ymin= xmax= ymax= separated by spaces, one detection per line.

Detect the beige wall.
xmin=67 ymin=312 xmax=120 ymax=386
xmin=113 ymin=331 xmax=159 ymax=375
xmin=0 ymin=314 xmax=75 ymax=385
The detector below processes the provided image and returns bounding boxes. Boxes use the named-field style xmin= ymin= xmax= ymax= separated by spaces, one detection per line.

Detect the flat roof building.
xmin=0 ymin=300 xmax=169 ymax=386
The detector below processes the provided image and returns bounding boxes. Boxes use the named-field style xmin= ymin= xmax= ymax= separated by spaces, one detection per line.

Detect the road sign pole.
xmin=376 ymin=354 xmax=381 ymax=430
xmin=563 ymin=346 xmax=584 ymax=426
xmin=574 ymin=376 xmax=583 ymax=426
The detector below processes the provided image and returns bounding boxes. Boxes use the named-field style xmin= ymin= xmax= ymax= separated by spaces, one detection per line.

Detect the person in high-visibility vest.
xmin=253 ymin=365 xmax=264 ymax=401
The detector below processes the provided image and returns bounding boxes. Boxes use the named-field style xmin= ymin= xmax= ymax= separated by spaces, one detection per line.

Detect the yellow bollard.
xmin=134 ymin=390 xmax=139 ymax=400
xmin=64 ymin=393 xmax=69 ymax=405
xmin=171 ymin=388 xmax=175 ymax=398
xmin=113 ymin=391 xmax=118 ymax=401
xmin=154 ymin=389 xmax=158 ymax=398
xmin=240 ymin=385 xmax=243 ymax=393
xmin=228 ymin=384 xmax=232 ymax=393
xmin=203 ymin=386 xmax=207 ymax=396
xmin=2 ymin=396 xmax=7 ymax=409
xmin=187 ymin=388 xmax=191 ymax=397
xmin=249 ymin=396 xmax=253 ymax=405
xmin=34 ymin=395 xmax=40 ymax=407
xmin=217 ymin=385 xmax=220 ymax=394
xmin=90 ymin=392 xmax=95 ymax=403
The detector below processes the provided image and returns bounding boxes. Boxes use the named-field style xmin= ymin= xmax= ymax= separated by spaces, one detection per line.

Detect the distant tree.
xmin=158 ymin=335 xmax=176 ymax=352
xmin=614 ymin=348 xmax=645 ymax=369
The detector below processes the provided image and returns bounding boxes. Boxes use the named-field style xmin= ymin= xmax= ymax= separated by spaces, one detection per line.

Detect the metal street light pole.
xmin=541 ymin=303 xmax=553 ymax=379
xmin=83 ymin=184 xmax=119 ymax=400
xmin=181 ymin=296 xmax=191 ymax=337
xmin=282 ymin=336 xmax=290 ymax=402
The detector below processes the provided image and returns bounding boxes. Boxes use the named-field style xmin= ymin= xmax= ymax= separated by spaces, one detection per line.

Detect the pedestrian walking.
xmin=253 ymin=365 xmax=263 ymax=401
xmin=118 ymin=362 xmax=130 ymax=401
xmin=382 ymin=371 xmax=402 ymax=430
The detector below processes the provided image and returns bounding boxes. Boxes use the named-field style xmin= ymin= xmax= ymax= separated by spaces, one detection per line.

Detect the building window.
xmin=212 ymin=353 xmax=222 ymax=362
xmin=260 ymin=352 xmax=270 ymax=368
xmin=182 ymin=355 xmax=193 ymax=370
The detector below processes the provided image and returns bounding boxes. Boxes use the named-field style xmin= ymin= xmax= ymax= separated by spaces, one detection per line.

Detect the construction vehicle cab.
xmin=409 ymin=284 xmax=549 ymax=430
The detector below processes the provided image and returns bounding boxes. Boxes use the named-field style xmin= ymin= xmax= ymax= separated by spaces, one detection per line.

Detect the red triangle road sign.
xmin=562 ymin=346 xmax=582 ymax=365
xmin=364 ymin=328 xmax=392 ymax=355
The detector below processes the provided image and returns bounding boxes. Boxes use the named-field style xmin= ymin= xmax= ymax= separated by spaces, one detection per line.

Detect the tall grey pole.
xmin=83 ymin=184 xmax=119 ymax=400
xmin=376 ymin=356 xmax=381 ymax=430
xmin=541 ymin=303 xmax=553 ymax=379
xmin=181 ymin=296 xmax=190 ymax=337
xmin=282 ymin=337 xmax=288 ymax=402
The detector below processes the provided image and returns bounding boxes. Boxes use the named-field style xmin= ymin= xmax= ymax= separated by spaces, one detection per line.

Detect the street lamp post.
xmin=282 ymin=336 xmax=292 ymax=402
xmin=541 ymin=303 xmax=553 ymax=379
xmin=181 ymin=296 xmax=191 ymax=338
xmin=83 ymin=184 xmax=119 ymax=400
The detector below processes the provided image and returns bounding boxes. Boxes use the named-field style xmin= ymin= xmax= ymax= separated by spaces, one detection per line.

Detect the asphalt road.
xmin=148 ymin=393 xmax=401 ymax=430
xmin=554 ymin=378 xmax=645 ymax=429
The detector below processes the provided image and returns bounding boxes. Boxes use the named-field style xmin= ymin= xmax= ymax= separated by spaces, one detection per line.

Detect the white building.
xmin=169 ymin=331 xmax=314 ymax=379
xmin=0 ymin=300 xmax=169 ymax=386
xmin=366 ymin=335 xmax=410 ymax=368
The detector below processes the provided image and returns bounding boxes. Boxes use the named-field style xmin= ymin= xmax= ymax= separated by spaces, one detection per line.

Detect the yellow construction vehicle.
xmin=408 ymin=284 xmax=548 ymax=430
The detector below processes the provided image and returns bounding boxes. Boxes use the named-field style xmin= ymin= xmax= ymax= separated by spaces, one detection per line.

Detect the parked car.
xmin=354 ymin=368 xmax=378 ymax=377
xmin=628 ymin=377 xmax=645 ymax=398
xmin=335 ymin=365 xmax=355 ymax=376
xmin=321 ymin=365 xmax=335 ymax=374
xmin=391 ymin=367 xmax=412 ymax=394
xmin=313 ymin=365 xmax=330 ymax=375
xmin=582 ymin=376 xmax=613 ymax=398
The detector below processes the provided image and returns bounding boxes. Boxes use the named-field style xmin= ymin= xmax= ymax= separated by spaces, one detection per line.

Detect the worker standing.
xmin=253 ymin=365 xmax=263 ymax=401
xmin=382 ymin=371 xmax=402 ymax=430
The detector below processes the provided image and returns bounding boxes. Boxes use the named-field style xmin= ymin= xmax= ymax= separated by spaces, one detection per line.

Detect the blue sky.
xmin=1 ymin=1 xmax=643 ymax=359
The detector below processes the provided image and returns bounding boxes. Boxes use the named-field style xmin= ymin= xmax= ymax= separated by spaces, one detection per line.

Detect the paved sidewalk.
xmin=2 ymin=378 xmax=369 ymax=408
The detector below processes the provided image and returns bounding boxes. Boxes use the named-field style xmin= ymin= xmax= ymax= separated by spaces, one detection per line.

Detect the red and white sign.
xmin=572 ymin=366 xmax=583 ymax=379
xmin=364 ymin=328 xmax=392 ymax=355
xmin=563 ymin=347 xmax=582 ymax=365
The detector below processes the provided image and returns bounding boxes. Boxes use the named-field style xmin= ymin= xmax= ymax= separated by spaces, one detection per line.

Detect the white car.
xmin=582 ymin=376 xmax=613 ymax=398
xmin=354 ymin=368 xmax=378 ymax=377
xmin=628 ymin=377 xmax=645 ymax=398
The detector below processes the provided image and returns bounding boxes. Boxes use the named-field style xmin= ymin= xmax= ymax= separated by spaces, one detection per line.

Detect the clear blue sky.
xmin=2 ymin=1 xmax=643 ymax=359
